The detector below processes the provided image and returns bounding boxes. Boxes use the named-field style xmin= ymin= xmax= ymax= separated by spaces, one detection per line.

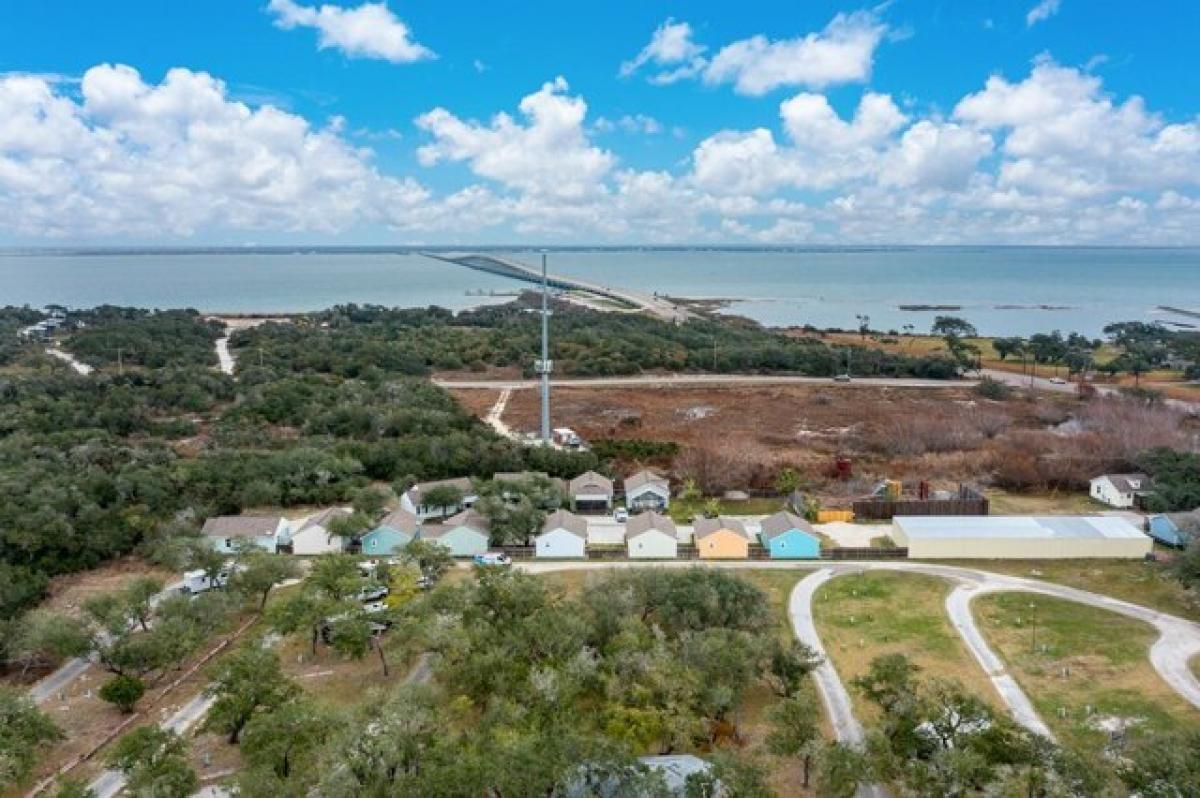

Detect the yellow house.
xmin=694 ymin=517 xmax=750 ymax=559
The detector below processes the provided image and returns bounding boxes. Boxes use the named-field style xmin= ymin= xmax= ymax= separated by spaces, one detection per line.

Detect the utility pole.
xmin=538 ymin=252 xmax=552 ymax=443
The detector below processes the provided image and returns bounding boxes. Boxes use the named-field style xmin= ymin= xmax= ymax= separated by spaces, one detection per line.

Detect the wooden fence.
xmin=852 ymin=486 xmax=988 ymax=521
xmin=495 ymin=545 xmax=905 ymax=562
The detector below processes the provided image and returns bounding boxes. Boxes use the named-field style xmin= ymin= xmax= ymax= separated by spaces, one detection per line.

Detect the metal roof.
xmin=894 ymin=515 xmax=1148 ymax=541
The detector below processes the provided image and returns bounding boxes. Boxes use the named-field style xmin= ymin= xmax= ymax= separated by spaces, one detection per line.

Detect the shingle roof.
xmin=541 ymin=509 xmax=588 ymax=539
xmin=625 ymin=511 xmax=677 ymax=540
xmin=493 ymin=471 xmax=549 ymax=483
xmin=759 ymin=511 xmax=816 ymax=542
xmin=624 ymin=469 xmax=668 ymax=493
xmin=375 ymin=509 xmax=419 ymax=534
xmin=693 ymin=517 xmax=750 ymax=541
xmin=298 ymin=507 xmax=352 ymax=533
xmin=201 ymin=515 xmax=283 ymax=539
xmin=409 ymin=477 xmax=474 ymax=498
xmin=424 ymin=509 xmax=490 ymax=538
xmin=1096 ymin=473 xmax=1153 ymax=493
xmin=569 ymin=471 xmax=614 ymax=496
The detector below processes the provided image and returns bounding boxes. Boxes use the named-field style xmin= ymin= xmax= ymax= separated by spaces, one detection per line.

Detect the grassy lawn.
xmin=974 ymin=592 xmax=1200 ymax=756
xmin=668 ymin=496 xmax=786 ymax=524
xmin=984 ymin=489 xmax=1108 ymax=516
xmin=811 ymin=571 xmax=997 ymax=722
xmin=948 ymin=559 xmax=1200 ymax=621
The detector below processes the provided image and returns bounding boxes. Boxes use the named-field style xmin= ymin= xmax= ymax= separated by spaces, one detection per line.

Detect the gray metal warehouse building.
xmin=893 ymin=515 xmax=1152 ymax=559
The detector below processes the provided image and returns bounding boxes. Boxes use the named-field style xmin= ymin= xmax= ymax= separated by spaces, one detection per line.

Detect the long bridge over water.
xmin=423 ymin=252 xmax=691 ymax=322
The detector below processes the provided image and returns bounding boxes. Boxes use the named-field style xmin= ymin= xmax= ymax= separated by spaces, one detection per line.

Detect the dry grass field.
xmin=451 ymin=382 xmax=1194 ymax=504
xmin=974 ymin=592 xmax=1200 ymax=754
xmin=811 ymin=571 xmax=999 ymax=722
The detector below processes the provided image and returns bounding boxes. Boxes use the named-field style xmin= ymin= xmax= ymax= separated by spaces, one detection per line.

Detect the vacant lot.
xmin=450 ymin=382 xmax=1196 ymax=504
xmin=41 ymin=557 xmax=178 ymax=618
xmin=975 ymin=592 xmax=1200 ymax=755
xmin=812 ymin=571 xmax=997 ymax=722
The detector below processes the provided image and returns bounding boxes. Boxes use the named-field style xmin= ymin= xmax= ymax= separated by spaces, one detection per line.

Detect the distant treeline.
xmin=229 ymin=300 xmax=962 ymax=379
xmin=0 ymin=363 xmax=596 ymax=625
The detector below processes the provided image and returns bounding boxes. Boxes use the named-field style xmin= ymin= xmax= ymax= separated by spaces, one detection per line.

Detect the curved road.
xmin=521 ymin=560 xmax=1200 ymax=742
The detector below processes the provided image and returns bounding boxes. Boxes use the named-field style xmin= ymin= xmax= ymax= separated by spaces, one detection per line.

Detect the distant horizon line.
xmin=4 ymin=243 xmax=1200 ymax=256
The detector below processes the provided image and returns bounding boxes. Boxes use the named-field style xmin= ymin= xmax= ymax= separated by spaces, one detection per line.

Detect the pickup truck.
xmin=473 ymin=552 xmax=512 ymax=567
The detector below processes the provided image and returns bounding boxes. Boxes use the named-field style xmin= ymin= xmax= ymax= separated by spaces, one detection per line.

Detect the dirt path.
xmin=214 ymin=336 xmax=235 ymax=376
xmin=484 ymin=387 xmax=516 ymax=440
xmin=45 ymin=345 xmax=93 ymax=375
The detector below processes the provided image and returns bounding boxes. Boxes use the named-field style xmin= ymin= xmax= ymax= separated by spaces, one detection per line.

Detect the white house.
xmin=400 ymin=477 xmax=478 ymax=520
xmin=536 ymin=509 xmax=588 ymax=558
xmin=1089 ymin=473 xmax=1153 ymax=509
xmin=625 ymin=512 xmax=679 ymax=559
xmin=288 ymin=508 xmax=352 ymax=555
xmin=200 ymin=515 xmax=288 ymax=555
xmin=624 ymin=470 xmax=670 ymax=512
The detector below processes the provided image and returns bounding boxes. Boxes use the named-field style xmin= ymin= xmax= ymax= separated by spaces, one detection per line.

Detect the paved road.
xmin=29 ymin=580 xmax=183 ymax=705
xmin=521 ymin=560 xmax=1200 ymax=734
xmin=946 ymin=583 xmax=1054 ymax=738
xmin=437 ymin=374 xmax=977 ymax=390
xmin=981 ymin=368 xmax=1199 ymax=411
xmin=88 ymin=694 xmax=216 ymax=798
xmin=788 ymin=570 xmax=864 ymax=744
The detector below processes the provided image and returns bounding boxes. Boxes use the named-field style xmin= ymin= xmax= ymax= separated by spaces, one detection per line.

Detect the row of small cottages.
xmin=202 ymin=508 xmax=823 ymax=560
xmin=400 ymin=469 xmax=672 ymax=519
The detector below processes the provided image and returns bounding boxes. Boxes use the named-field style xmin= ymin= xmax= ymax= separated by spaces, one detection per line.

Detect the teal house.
xmin=423 ymin=509 xmax=491 ymax=557
xmin=759 ymin=511 xmax=821 ymax=559
xmin=1147 ymin=511 xmax=1199 ymax=548
xmin=361 ymin=509 xmax=421 ymax=555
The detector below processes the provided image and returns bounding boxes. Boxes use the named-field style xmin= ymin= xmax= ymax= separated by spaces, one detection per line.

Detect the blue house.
xmin=759 ymin=511 xmax=821 ymax=559
xmin=1147 ymin=511 xmax=1200 ymax=548
xmin=423 ymin=510 xmax=491 ymax=558
xmin=361 ymin=509 xmax=421 ymax=555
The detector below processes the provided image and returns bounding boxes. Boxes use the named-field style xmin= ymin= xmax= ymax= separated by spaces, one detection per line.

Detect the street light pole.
xmin=539 ymin=252 xmax=551 ymax=443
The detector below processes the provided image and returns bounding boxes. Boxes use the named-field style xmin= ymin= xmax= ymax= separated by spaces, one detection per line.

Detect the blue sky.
xmin=1 ymin=1 xmax=1198 ymax=245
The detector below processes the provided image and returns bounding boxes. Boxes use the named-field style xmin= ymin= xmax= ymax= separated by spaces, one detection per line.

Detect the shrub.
xmin=99 ymin=674 xmax=145 ymax=714
xmin=973 ymin=376 xmax=1012 ymax=401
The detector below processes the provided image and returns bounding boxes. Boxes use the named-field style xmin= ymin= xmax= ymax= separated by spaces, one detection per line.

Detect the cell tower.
xmin=535 ymin=252 xmax=552 ymax=443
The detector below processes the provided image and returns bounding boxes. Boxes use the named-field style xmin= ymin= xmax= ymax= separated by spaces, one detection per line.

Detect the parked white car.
xmin=180 ymin=569 xmax=228 ymax=595
xmin=614 ymin=508 xmax=629 ymax=523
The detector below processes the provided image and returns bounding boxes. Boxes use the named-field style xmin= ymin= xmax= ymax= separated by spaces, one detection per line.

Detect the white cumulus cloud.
xmin=415 ymin=77 xmax=616 ymax=200
xmin=619 ymin=18 xmax=707 ymax=83
xmin=703 ymin=10 xmax=889 ymax=95
xmin=622 ymin=11 xmax=888 ymax=95
xmin=1025 ymin=0 xmax=1061 ymax=27
xmin=267 ymin=0 xmax=434 ymax=63
xmin=0 ymin=64 xmax=430 ymax=237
